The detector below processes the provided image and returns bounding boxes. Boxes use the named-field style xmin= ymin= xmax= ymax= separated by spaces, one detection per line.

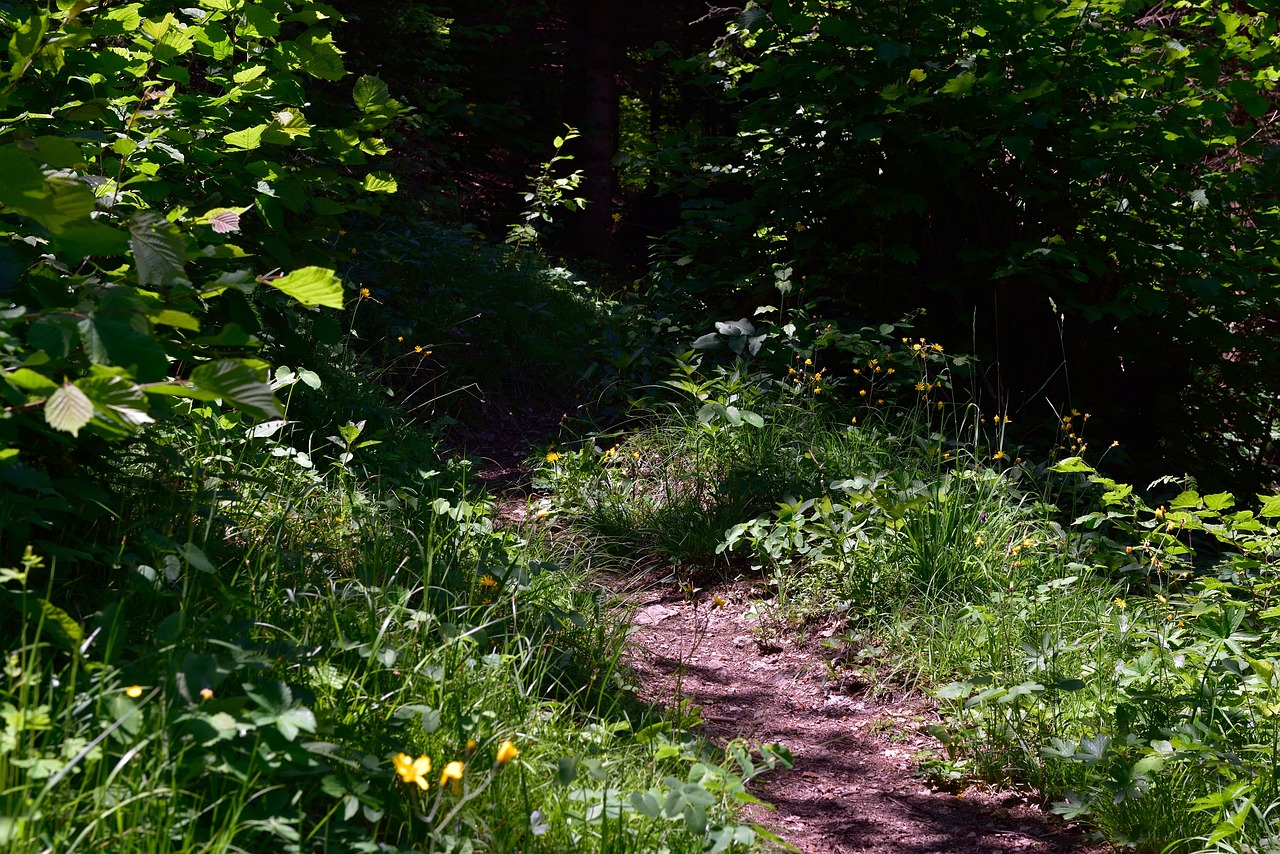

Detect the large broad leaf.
xmin=362 ymin=171 xmax=397 ymax=193
xmin=224 ymin=124 xmax=267 ymax=150
xmin=51 ymin=223 xmax=130 ymax=259
xmin=129 ymin=212 xmax=186 ymax=286
xmin=190 ymin=360 xmax=281 ymax=419
xmin=353 ymin=75 xmax=390 ymax=111
xmin=77 ymin=375 xmax=154 ymax=429
xmin=266 ymin=266 xmax=344 ymax=309
xmin=45 ymin=382 xmax=93 ymax=436
xmin=78 ymin=315 xmax=169 ymax=382
xmin=0 ymin=146 xmax=96 ymax=233
xmin=301 ymin=40 xmax=345 ymax=81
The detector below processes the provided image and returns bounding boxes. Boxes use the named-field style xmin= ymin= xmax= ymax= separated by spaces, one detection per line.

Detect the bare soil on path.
xmin=621 ymin=576 xmax=1110 ymax=854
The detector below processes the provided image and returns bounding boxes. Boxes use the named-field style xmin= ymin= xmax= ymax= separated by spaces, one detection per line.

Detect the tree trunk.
xmin=575 ymin=0 xmax=619 ymax=259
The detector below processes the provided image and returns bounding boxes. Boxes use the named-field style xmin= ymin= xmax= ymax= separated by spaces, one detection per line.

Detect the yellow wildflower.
xmin=440 ymin=760 xmax=464 ymax=786
xmin=394 ymin=753 xmax=431 ymax=790
xmin=125 ymin=685 xmax=143 ymax=699
xmin=545 ymin=451 xmax=562 ymax=463
xmin=360 ymin=287 xmax=371 ymax=298
xmin=1114 ymin=598 xmax=1126 ymax=610
xmin=199 ymin=688 xmax=213 ymax=701
xmin=497 ymin=740 xmax=520 ymax=765
xmin=712 ymin=594 xmax=727 ymax=608
xmin=415 ymin=345 xmax=423 ymax=353
xmin=804 ymin=358 xmax=813 ymax=366
xmin=915 ymin=382 xmax=926 ymax=391
xmin=992 ymin=450 xmax=1007 ymax=460
xmin=909 ymin=68 xmax=927 ymax=82
xmin=479 ymin=574 xmax=498 ymax=590
xmin=1154 ymin=506 xmax=1165 ymax=519
xmin=974 ymin=536 xmax=985 ymax=546
xmin=859 ymin=389 xmax=867 ymax=397
xmin=850 ymin=417 xmax=857 ymax=425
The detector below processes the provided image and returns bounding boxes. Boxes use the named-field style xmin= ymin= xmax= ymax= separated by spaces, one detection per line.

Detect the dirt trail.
xmin=622 ymin=578 xmax=1109 ymax=854
xmin=464 ymin=420 xmax=1107 ymax=854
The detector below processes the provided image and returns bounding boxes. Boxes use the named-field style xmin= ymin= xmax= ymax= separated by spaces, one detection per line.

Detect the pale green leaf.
xmin=224 ymin=124 xmax=267 ymax=150
xmin=266 ymin=266 xmax=344 ymax=309
xmin=45 ymin=383 xmax=94 ymax=436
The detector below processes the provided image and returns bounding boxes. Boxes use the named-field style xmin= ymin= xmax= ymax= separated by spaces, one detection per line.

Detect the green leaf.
xmin=1050 ymin=456 xmax=1096 ymax=474
xmin=302 ymin=40 xmax=345 ymax=81
xmin=362 ymin=171 xmax=397 ymax=193
xmin=4 ymin=368 xmax=57 ymax=393
xmin=77 ymin=375 xmax=154 ymax=429
xmin=224 ymin=124 xmax=267 ymax=150
xmin=233 ymin=64 xmax=267 ymax=84
xmin=266 ymin=266 xmax=344 ymax=309
xmin=191 ymin=322 xmax=259 ymax=347
xmin=940 ymin=72 xmax=976 ymax=95
xmin=1259 ymin=494 xmax=1280 ymax=519
xmin=45 ymin=382 xmax=93 ymax=437
xmin=352 ymin=75 xmax=390 ymax=111
xmin=51 ymin=223 xmax=130 ymax=259
xmin=79 ymin=316 xmax=169 ymax=382
xmin=1170 ymin=490 xmax=1201 ymax=510
xmin=152 ymin=310 xmax=201 ymax=331
xmin=129 ymin=212 xmax=186 ymax=286
xmin=7 ymin=15 xmax=49 ymax=82
xmin=189 ymin=359 xmax=281 ymax=419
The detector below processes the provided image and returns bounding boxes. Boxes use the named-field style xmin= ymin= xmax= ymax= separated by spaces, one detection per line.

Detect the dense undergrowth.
xmin=0 ymin=234 xmax=798 ymax=853
xmin=4 ymin=2 xmax=1280 ymax=853
xmin=543 ymin=305 xmax=1280 ymax=854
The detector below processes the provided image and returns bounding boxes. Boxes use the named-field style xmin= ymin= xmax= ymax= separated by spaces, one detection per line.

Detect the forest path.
xmin=462 ymin=418 xmax=1106 ymax=854
xmin=622 ymin=576 xmax=1109 ymax=854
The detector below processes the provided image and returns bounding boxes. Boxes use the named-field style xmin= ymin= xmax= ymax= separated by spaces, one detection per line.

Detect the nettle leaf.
xmin=190 ymin=359 xmax=281 ymax=419
xmin=45 ymin=383 xmax=94 ymax=437
xmin=266 ymin=266 xmax=344 ymax=309
xmin=129 ymin=212 xmax=186 ymax=286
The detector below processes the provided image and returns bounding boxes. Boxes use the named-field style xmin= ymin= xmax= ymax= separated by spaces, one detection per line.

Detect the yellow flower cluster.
xmin=394 ymin=740 xmax=520 ymax=791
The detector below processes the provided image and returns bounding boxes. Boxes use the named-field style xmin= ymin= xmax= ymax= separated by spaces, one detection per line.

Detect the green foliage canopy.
xmin=0 ymin=0 xmax=403 ymax=454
